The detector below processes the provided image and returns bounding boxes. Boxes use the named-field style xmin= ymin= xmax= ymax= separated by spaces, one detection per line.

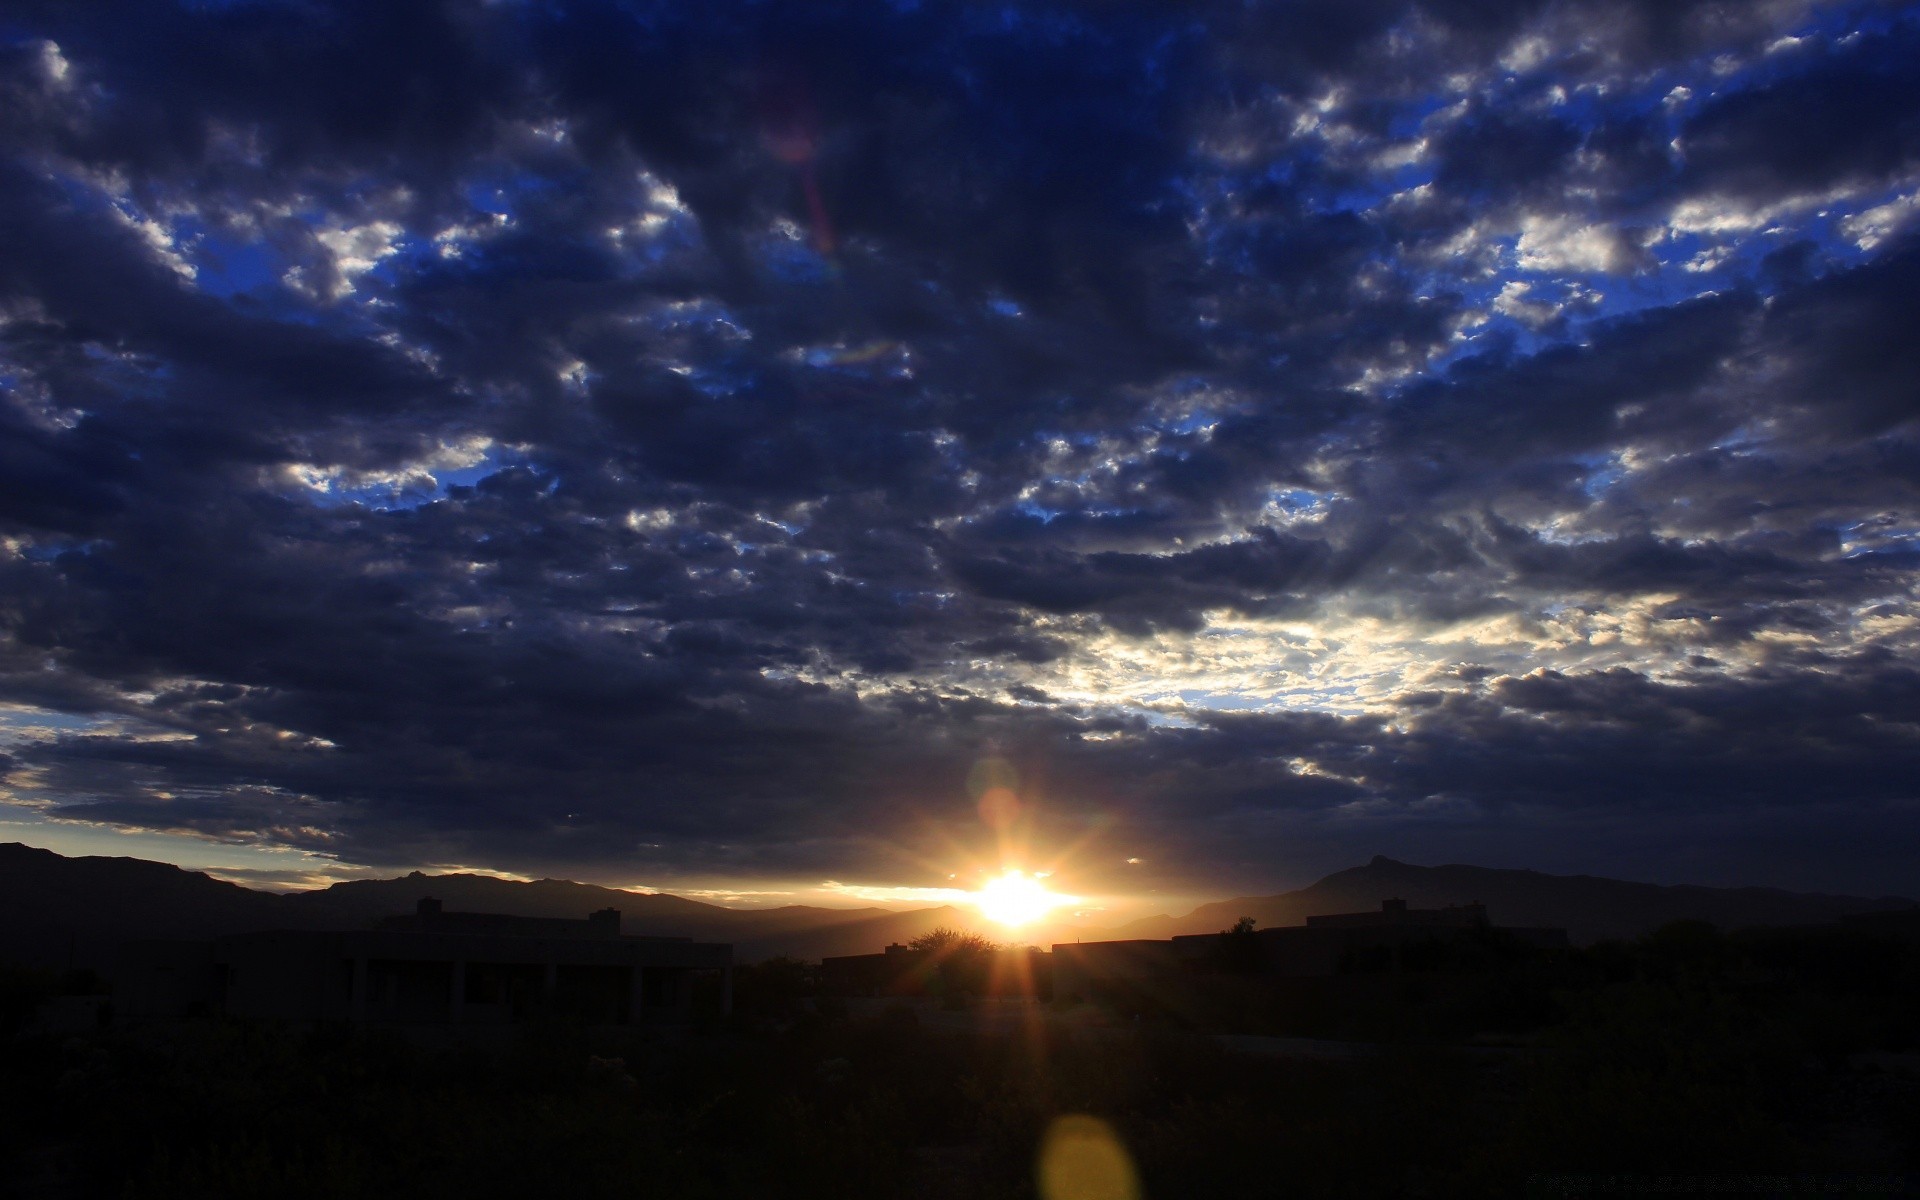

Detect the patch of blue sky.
xmin=1385 ymin=92 xmax=1466 ymax=140
xmin=683 ymin=364 xmax=755 ymax=398
xmin=1162 ymin=408 xmax=1219 ymax=437
xmin=1026 ymin=427 xmax=1108 ymax=451
xmin=461 ymin=172 xmax=562 ymax=221
xmin=361 ymin=228 xmax=443 ymax=280
xmin=1141 ymin=683 xmax=1362 ymax=717
xmin=1729 ymin=6 xmax=1902 ymax=81
xmin=1170 ymin=689 xmax=1274 ymax=711
xmin=1135 ymin=25 xmax=1187 ymax=92
xmin=1313 ymin=168 xmax=1432 ymax=218
xmin=651 ymin=299 xmax=749 ymax=335
xmin=45 ymin=171 xmax=156 ymax=237
xmin=1576 ymin=453 xmax=1626 ymax=497
xmin=0 ymin=809 xmax=353 ymax=890
xmin=1011 ymin=498 xmax=1165 ymax=529
xmin=303 ymin=443 xmax=534 ymax=512
xmin=436 ymin=451 xmax=527 ymax=494
xmin=760 ymin=239 xmax=838 ymax=286
xmin=0 ymin=706 xmax=109 ymax=744
xmin=1421 ymin=229 xmax=1718 ymax=349
xmin=610 ymin=225 xmax=698 ymax=273
xmin=1413 ymin=266 xmax=1575 ymax=360
xmin=1127 ymin=707 xmax=1200 ymax=730
xmin=1605 ymin=182 xmax=1904 ymax=312
xmin=1787 ymin=181 xmax=1920 ymax=262
xmin=802 ymin=343 xmax=891 ymax=369
xmin=1837 ymin=519 xmax=1920 ymax=558
xmin=1267 ymin=487 xmax=1330 ymax=514
xmin=891 ymin=587 xmax=952 ymax=607
xmin=175 ymin=0 xmax=299 ymax=11
xmin=189 ymin=230 xmax=283 ymax=299
xmin=34 ymin=178 xmax=269 ymax=307
xmin=19 ymin=538 xmax=104 ymax=563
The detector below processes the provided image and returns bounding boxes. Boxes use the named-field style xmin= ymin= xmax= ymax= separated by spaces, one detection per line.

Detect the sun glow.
xmin=974 ymin=869 xmax=1068 ymax=928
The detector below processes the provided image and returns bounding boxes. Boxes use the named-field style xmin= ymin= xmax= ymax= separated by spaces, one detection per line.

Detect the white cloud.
xmin=1514 ymin=214 xmax=1639 ymax=274
xmin=309 ymin=220 xmax=404 ymax=299
xmin=36 ymin=39 xmax=70 ymax=87
xmin=105 ymin=204 xmax=196 ymax=280
xmin=277 ymin=435 xmax=497 ymax=500
xmin=1491 ymin=280 xmax=1560 ymax=327
xmin=1840 ymin=191 xmax=1920 ymax=251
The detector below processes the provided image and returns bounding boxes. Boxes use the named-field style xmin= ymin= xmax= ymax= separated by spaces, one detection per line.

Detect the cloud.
xmin=0 ymin=0 xmax=1914 ymax=897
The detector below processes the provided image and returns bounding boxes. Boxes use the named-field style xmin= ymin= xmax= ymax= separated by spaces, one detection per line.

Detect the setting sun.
xmin=973 ymin=869 xmax=1068 ymax=928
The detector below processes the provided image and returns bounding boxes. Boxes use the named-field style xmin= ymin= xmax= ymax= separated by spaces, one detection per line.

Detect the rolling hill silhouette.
xmin=0 ymin=843 xmax=1001 ymax=967
xmin=3 ymin=843 xmax=1911 ymax=970
xmin=0 ymin=842 xmax=290 ymax=969
xmin=1112 ymin=855 xmax=1916 ymax=944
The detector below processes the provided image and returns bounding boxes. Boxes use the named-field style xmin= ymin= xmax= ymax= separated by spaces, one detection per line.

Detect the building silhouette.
xmin=1054 ymin=899 xmax=1568 ymax=1001
xmin=820 ymin=942 xmax=1051 ymax=1000
xmin=118 ymin=898 xmax=732 ymax=1026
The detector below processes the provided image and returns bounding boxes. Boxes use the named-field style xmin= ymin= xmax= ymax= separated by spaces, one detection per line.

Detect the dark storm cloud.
xmin=1678 ymin=21 xmax=1920 ymax=204
xmin=1 ymin=0 xmax=1916 ymax=894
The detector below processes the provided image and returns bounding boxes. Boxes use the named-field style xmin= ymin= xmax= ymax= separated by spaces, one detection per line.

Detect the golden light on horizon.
xmin=974 ymin=868 xmax=1071 ymax=928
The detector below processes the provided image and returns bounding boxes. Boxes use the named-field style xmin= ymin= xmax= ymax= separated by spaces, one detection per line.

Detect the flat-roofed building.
xmin=1168 ymin=900 xmax=1568 ymax=977
xmin=117 ymin=898 xmax=732 ymax=1026
xmin=1051 ymin=939 xmax=1187 ymax=1010
xmin=821 ymin=943 xmax=1050 ymax=1000
xmin=1053 ymin=901 xmax=1570 ymax=998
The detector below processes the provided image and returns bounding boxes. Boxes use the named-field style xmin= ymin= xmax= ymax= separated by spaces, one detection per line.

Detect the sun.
xmin=973 ymin=869 xmax=1067 ymax=928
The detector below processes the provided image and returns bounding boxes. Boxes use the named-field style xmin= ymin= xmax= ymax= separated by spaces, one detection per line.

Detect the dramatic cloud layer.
xmin=2 ymin=0 xmax=1916 ymax=899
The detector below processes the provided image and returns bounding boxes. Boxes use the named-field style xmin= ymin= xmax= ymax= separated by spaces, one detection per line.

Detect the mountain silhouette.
xmin=276 ymin=870 xmax=1003 ymax=959
xmin=0 ymin=843 xmax=1001 ymax=968
xmin=1112 ymin=855 xmax=1916 ymax=944
xmin=6 ymin=843 xmax=1912 ymax=970
xmin=0 ymin=842 xmax=290 ymax=969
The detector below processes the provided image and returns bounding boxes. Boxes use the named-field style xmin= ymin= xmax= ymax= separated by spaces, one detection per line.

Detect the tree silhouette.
xmin=1214 ymin=916 xmax=1261 ymax=974
xmin=906 ymin=927 xmax=999 ymax=955
xmin=906 ymin=927 xmax=999 ymax=1006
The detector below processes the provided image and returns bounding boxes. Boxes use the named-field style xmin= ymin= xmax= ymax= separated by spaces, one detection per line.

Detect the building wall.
xmin=1052 ymin=941 xmax=1184 ymax=1008
xmin=116 ymin=924 xmax=730 ymax=1026
xmin=821 ymin=946 xmax=1050 ymax=1000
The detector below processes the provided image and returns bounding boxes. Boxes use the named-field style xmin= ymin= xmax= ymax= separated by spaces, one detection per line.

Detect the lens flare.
xmin=974 ymin=869 xmax=1067 ymax=928
xmin=1038 ymin=1114 xmax=1141 ymax=1200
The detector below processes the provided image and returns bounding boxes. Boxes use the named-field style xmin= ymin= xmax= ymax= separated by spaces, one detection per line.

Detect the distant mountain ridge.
xmin=0 ymin=843 xmax=1000 ymax=967
xmin=3 ymin=843 xmax=1912 ymax=970
xmin=276 ymin=869 xmax=994 ymax=960
xmin=1113 ymin=855 xmax=1916 ymax=944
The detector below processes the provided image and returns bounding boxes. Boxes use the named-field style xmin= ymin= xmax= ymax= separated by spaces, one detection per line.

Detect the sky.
xmin=1 ymin=0 xmax=1917 ymax=914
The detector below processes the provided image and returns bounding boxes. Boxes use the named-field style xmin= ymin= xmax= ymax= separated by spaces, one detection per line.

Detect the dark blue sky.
xmin=1 ymin=0 xmax=1916 ymax=909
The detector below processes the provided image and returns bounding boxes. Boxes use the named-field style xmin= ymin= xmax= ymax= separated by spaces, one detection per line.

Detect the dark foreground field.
xmin=4 ymin=922 xmax=1916 ymax=1199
